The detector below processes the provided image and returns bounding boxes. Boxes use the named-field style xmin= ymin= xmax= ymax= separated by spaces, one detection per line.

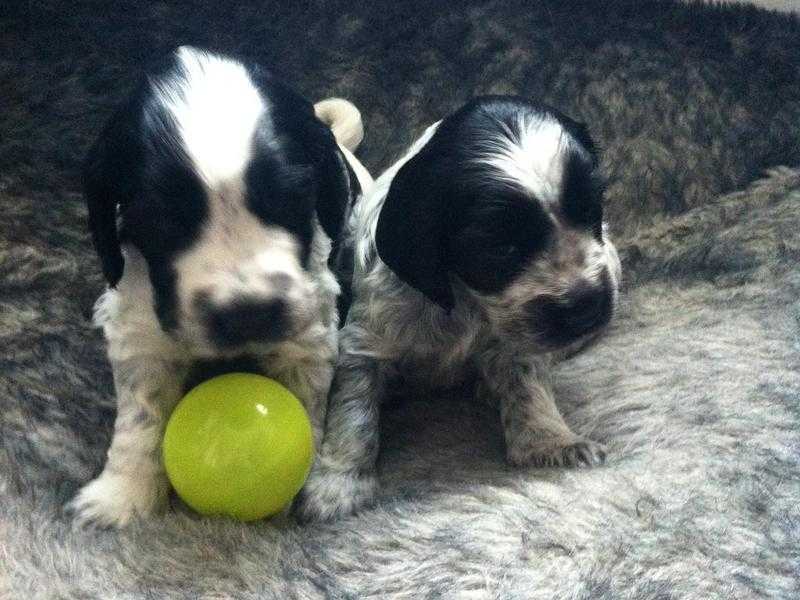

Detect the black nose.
xmin=533 ymin=280 xmax=612 ymax=345
xmin=565 ymin=282 xmax=610 ymax=331
xmin=206 ymin=298 xmax=288 ymax=348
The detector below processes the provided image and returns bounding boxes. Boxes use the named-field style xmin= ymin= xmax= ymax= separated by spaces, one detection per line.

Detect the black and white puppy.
xmin=296 ymin=96 xmax=622 ymax=521
xmin=70 ymin=46 xmax=372 ymax=527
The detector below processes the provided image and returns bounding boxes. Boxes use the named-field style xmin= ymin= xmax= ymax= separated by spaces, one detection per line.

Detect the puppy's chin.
xmin=170 ymin=333 xmax=290 ymax=361
xmin=537 ymin=309 xmax=613 ymax=349
xmin=536 ymin=324 xmax=609 ymax=354
xmin=488 ymin=311 xmax=612 ymax=356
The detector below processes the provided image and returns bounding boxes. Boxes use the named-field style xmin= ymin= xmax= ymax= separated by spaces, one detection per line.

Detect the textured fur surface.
xmin=2 ymin=0 xmax=800 ymax=597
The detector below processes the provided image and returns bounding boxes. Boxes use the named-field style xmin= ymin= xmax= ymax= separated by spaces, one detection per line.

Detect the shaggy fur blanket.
xmin=2 ymin=1 xmax=799 ymax=598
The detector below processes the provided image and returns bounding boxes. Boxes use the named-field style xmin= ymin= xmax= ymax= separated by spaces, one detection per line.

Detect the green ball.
xmin=162 ymin=373 xmax=313 ymax=521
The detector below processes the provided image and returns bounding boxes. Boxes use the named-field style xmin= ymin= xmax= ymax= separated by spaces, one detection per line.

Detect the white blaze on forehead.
xmin=482 ymin=115 xmax=571 ymax=205
xmin=153 ymin=46 xmax=266 ymax=186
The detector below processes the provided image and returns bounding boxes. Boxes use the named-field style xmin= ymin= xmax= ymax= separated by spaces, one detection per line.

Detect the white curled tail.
xmin=314 ymin=98 xmax=364 ymax=152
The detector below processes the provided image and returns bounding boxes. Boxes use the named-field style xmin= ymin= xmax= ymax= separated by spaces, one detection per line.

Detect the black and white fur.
xmin=69 ymin=46 xmax=372 ymax=527
xmin=296 ymin=96 xmax=622 ymax=521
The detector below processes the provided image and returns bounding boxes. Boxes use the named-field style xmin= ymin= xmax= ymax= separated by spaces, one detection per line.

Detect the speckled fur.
xmin=2 ymin=0 xmax=800 ymax=597
xmin=295 ymin=112 xmax=622 ymax=521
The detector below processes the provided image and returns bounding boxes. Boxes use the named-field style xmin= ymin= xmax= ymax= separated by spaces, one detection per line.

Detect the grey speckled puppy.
xmin=296 ymin=96 xmax=622 ymax=521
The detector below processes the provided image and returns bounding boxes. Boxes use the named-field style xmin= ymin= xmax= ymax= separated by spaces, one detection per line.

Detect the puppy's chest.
xmin=395 ymin=322 xmax=481 ymax=389
xmin=183 ymin=356 xmax=267 ymax=393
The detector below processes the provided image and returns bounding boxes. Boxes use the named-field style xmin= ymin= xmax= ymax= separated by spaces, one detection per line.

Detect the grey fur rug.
xmin=2 ymin=1 xmax=800 ymax=598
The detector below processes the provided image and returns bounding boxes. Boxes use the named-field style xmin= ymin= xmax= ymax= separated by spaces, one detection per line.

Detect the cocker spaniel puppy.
xmin=70 ymin=46 xmax=371 ymax=526
xmin=296 ymin=96 xmax=621 ymax=521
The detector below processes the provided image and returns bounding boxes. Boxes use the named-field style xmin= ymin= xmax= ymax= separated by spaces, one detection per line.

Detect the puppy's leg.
xmin=477 ymin=348 xmax=605 ymax=468
xmin=70 ymin=354 xmax=187 ymax=527
xmin=293 ymin=333 xmax=386 ymax=522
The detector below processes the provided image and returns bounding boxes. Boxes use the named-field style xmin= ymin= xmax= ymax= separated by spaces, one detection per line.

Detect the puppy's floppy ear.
xmin=83 ymin=102 xmax=142 ymax=287
xmin=296 ymin=112 xmax=355 ymax=243
xmin=311 ymin=98 xmax=364 ymax=243
xmin=375 ymin=146 xmax=455 ymax=311
xmin=314 ymin=142 xmax=354 ymax=243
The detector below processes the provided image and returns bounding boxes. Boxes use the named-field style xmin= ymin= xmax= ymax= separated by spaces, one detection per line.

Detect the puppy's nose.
xmin=207 ymin=298 xmax=288 ymax=348
xmin=563 ymin=281 xmax=610 ymax=332
xmin=535 ymin=279 xmax=612 ymax=342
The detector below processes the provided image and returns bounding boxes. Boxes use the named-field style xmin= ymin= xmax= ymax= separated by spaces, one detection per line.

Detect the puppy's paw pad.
xmin=67 ymin=472 xmax=168 ymax=528
xmin=509 ymin=437 xmax=606 ymax=469
xmin=293 ymin=467 xmax=377 ymax=523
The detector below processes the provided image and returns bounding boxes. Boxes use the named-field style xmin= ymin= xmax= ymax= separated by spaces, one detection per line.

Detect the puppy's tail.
xmin=314 ymin=98 xmax=364 ymax=153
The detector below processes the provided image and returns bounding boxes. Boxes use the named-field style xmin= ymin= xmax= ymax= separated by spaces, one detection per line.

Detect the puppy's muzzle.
xmin=206 ymin=298 xmax=288 ymax=348
xmin=529 ymin=273 xmax=613 ymax=346
xmin=197 ymin=271 xmax=297 ymax=348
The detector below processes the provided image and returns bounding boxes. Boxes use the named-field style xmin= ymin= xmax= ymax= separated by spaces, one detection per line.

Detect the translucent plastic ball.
xmin=162 ymin=373 xmax=313 ymax=521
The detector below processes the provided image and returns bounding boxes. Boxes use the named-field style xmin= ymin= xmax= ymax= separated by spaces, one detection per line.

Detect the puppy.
xmin=70 ymin=46 xmax=372 ymax=527
xmin=295 ymin=95 xmax=622 ymax=521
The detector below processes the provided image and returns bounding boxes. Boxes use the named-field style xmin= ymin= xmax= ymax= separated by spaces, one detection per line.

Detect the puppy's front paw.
xmin=293 ymin=464 xmax=378 ymax=523
xmin=68 ymin=471 xmax=169 ymax=528
xmin=507 ymin=435 xmax=606 ymax=468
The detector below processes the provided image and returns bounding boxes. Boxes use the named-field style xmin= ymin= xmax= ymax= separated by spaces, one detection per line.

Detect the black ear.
xmin=83 ymin=119 xmax=128 ymax=286
xmin=292 ymin=108 xmax=355 ymax=243
xmin=375 ymin=146 xmax=455 ymax=311
xmin=83 ymin=91 xmax=146 ymax=287
xmin=84 ymin=145 xmax=122 ymax=286
xmin=315 ymin=144 xmax=354 ymax=242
